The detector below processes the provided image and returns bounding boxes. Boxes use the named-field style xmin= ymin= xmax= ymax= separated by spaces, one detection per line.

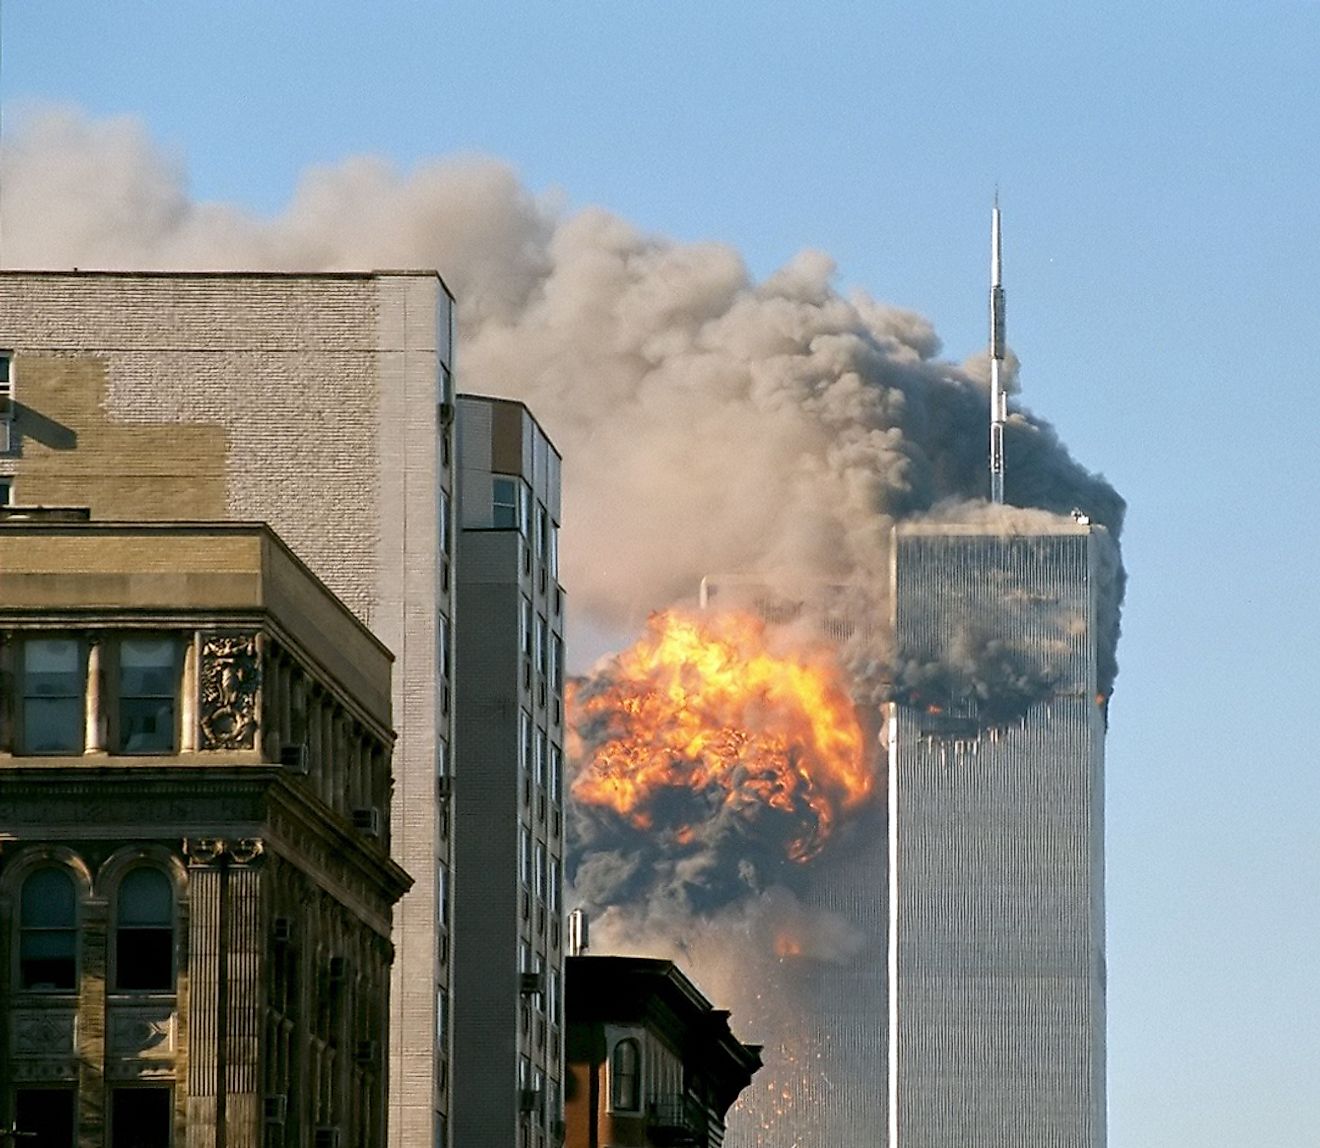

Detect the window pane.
xmin=24 ymin=639 xmax=80 ymax=694
xmin=120 ymin=698 xmax=176 ymax=753
xmin=119 ymin=869 xmax=172 ymax=926
xmin=23 ymin=869 xmax=76 ymax=926
xmin=23 ymin=697 xmax=83 ymax=754
xmin=493 ymin=477 xmax=519 ymax=528
xmin=20 ymin=932 xmax=76 ymax=991
xmin=612 ymin=1039 xmax=640 ymax=1110
xmin=111 ymin=1087 xmax=172 ymax=1148
xmin=115 ymin=870 xmax=173 ymax=991
xmin=120 ymin=638 xmax=176 ymax=694
xmin=15 ymin=1089 xmax=75 ymax=1148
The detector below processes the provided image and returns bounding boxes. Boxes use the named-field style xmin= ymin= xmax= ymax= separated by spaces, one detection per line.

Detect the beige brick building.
xmin=0 ymin=272 xmax=457 ymax=1146
xmin=0 ymin=518 xmax=410 ymax=1147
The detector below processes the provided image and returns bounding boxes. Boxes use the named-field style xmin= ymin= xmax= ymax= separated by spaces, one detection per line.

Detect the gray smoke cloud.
xmin=3 ymin=106 xmax=1126 ymax=1145
xmin=0 ymin=106 xmax=1124 ymax=643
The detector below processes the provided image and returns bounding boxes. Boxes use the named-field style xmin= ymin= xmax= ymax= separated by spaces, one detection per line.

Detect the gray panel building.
xmin=453 ymin=395 xmax=566 ymax=1148
xmin=887 ymin=522 xmax=1108 ymax=1148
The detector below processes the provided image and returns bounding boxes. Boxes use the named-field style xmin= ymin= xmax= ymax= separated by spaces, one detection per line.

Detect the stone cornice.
xmin=0 ymin=766 xmax=410 ymax=935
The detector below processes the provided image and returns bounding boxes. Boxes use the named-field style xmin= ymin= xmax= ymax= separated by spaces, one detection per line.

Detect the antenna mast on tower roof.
xmin=989 ymin=197 xmax=1007 ymax=505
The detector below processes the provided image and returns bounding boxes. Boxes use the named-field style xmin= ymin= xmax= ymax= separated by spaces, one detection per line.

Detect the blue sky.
xmin=5 ymin=2 xmax=1320 ymax=1144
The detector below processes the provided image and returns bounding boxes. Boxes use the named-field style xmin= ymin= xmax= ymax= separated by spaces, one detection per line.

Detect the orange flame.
xmin=774 ymin=933 xmax=804 ymax=958
xmin=568 ymin=610 xmax=871 ymax=862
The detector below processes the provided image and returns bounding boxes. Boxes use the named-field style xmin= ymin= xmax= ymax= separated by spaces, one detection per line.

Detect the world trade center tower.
xmin=886 ymin=520 xmax=1110 ymax=1148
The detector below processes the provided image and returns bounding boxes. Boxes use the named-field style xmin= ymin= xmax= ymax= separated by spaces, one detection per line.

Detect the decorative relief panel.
xmin=10 ymin=1010 xmax=77 ymax=1057
xmin=108 ymin=1007 xmax=176 ymax=1056
xmin=199 ymin=633 xmax=261 ymax=750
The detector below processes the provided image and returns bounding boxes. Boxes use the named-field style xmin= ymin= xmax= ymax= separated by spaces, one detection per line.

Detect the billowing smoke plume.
xmin=3 ymin=107 xmax=1125 ymax=1144
xmin=1 ymin=107 xmax=1123 ymax=638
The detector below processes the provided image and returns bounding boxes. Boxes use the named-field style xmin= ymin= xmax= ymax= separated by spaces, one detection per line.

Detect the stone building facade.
xmin=0 ymin=518 xmax=410 ymax=1148
xmin=0 ymin=272 xmax=456 ymax=1147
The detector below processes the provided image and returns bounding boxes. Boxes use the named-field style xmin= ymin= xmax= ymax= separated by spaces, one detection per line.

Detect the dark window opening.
xmin=20 ymin=868 xmax=77 ymax=991
xmin=15 ymin=1088 xmax=76 ymax=1148
xmin=115 ymin=868 xmax=174 ymax=991
xmin=111 ymin=1087 xmax=172 ymax=1148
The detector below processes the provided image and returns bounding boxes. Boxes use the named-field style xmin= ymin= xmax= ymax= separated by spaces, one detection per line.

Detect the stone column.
xmin=84 ymin=638 xmax=105 ymax=754
xmin=180 ymin=634 xmax=199 ymax=753
xmin=225 ymin=840 xmax=265 ymax=1148
xmin=77 ymin=888 xmax=109 ymax=1148
xmin=185 ymin=839 xmax=225 ymax=1148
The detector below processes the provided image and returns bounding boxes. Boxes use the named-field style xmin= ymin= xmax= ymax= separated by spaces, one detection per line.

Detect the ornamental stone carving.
xmin=230 ymin=838 xmax=265 ymax=865
xmin=199 ymin=633 xmax=261 ymax=750
xmin=182 ymin=838 xmax=265 ymax=866
xmin=11 ymin=1010 xmax=77 ymax=1056
xmin=108 ymin=1008 xmax=176 ymax=1055
xmin=183 ymin=837 xmax=226 ymax=865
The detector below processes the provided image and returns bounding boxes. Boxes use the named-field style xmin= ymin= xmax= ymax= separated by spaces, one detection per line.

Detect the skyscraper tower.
xmin=886 ymin=522 xmax=1109 ymax=1147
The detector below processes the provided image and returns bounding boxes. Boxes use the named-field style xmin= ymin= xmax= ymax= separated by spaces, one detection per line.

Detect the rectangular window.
xmin=437 ymin=863 xmax=449 ymax=925
xmin=439 ymin=490 xmax=451 ymax=556
xmin=549 ymin=858 xmax=560 ymax=915
xmin=437 ymin=615 xmax=451 ymax=681
xmin=493 ymin=476 xmax=520 ymax=529
xmin=118 ymin=637 xmax=178 ymax=754
xmin=522 ymin=711 xmax=533 ymax=776
xmin=552 ymin=637 xmax=564 ymax=694
xmin=111 ymin=1087 xmax=171 ymax=1148
xmin=15 ymin=1088 xmax=76 ymax=1148
xmin=521 ymin=826 xmax=533 ymax=887
xmin=521 ymin=598 xmax=533 ymax=657
xmin=536 ymin=503 xmax=548 ymax=561
xmin=436 ymin=986 xmax=449 ymax=1043
xmin=536 ymin=616 xmax=548 ymax=677
xmin=534 ymin=842 xmax=545 ymax=901
xmin=0 ymin=353 xmax=13 ymax=456
xmin=549 ymin=521 xmax=559 ymax=579
xmin=534 ymin=729 xmax=546 ymax=789
xmin=22 ymin=638 xmax=83 ymax=754
xmin=0 ymin=478 xmax=11 ymax=505
xmin=550 ymin=745 xmax=562 ymax=804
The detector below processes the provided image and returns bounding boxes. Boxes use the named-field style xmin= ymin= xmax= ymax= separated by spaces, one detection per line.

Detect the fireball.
xmin=568 ymin=609 xmax=871 ymax=862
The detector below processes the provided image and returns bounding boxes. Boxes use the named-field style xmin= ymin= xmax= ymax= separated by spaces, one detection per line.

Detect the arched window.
xmin=19 ymin=868 xmax=77 ymax=990
xmin=611 ymin=1038 xmax=641 ymax=1111
xmin=115 ymin=868 xmax=174 ymax=991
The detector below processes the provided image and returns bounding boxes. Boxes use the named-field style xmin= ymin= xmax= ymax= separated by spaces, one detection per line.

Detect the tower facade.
xmin=452 ymin=395 xmax=567 ymax=1148
xmin=0 ymin=272 xmax=457 ymax=1147
xmin=887 ymin=522 xmax=1108 ymax=1148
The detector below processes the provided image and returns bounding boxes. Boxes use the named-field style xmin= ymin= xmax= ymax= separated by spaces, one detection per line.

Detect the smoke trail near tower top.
xmin=0 ymin=106 xmax=1124 ymax=655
